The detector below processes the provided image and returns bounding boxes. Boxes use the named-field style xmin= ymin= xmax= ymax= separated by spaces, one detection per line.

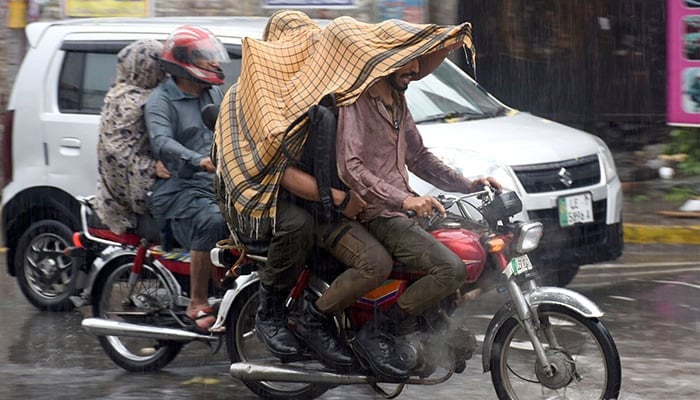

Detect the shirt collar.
xmin=162 ymin=76 xmax=198 ymax=101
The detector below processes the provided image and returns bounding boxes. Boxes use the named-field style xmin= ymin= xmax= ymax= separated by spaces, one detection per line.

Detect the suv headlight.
xmin=514 ymin=221 xmax=543 ymax=253
xmin=594 ymin=137 xmax=618 ymax=182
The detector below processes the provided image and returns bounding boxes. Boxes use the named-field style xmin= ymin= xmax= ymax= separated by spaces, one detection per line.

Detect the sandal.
xmin=186 ymin=305 xmax=216 ymax=334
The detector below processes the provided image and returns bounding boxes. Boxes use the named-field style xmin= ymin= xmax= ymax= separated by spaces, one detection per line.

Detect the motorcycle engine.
xmin=394 ymin=332 xmax=437 ymax=378
xmin=394 ymin=323 xmax=477 ymax=378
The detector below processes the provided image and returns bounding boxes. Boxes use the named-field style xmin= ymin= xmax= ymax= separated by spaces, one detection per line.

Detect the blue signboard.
xmin=377 ymin=0 xmax=424 ymax=23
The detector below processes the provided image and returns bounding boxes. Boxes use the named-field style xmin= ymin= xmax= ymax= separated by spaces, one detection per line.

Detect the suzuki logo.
xmin=558 ymin=167 xmax=573 ymax=187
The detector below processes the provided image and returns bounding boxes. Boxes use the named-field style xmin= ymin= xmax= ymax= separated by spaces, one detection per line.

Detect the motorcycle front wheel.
xmin=490 ymin=304 xmax=621 ymax=400
xmin=92 ymin=256 xmax=183 ymax=372
xmin=225 ymin=283 xmax=331 ymax=400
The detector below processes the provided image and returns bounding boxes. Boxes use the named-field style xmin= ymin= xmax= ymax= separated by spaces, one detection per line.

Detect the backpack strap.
xmin=307 ymin=94 xmax=338 ymax=223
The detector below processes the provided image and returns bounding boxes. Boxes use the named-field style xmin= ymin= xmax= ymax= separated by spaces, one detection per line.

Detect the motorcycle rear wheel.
xmin=225 ymin=283 xmax=331 ymax=400
xmin=92 ymin=256 xmax=183 ymax=372
xmin=490 ymin=304 xmax=621 ymax=400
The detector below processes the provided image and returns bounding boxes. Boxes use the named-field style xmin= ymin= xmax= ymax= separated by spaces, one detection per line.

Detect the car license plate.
xmin=557 ymin=193 xmax=594 ymax=227
xmin=504 ymin=255 xmax=533 ymax=278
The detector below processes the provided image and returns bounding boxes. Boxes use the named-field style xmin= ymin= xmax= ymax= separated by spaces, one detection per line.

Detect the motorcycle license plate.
xmin=504 ymin=255 xmax=533 ymax=278
xmin=557 ymin=192 xmax=594 ymax=227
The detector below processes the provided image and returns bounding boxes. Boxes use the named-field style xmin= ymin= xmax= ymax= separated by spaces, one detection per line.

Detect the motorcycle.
xmin=77 ymin=188 xmax=621 ymax=400
xmin=67 ymin=195 xmax=237 ymax=371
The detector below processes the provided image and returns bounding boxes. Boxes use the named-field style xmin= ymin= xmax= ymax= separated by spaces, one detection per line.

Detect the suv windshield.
xmin=407 ymin=61 xmax=508 ymax=124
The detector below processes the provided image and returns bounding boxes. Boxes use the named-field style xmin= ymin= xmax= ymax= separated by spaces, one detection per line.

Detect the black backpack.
xmin=282 ymin=94 xmax=347 ymax=224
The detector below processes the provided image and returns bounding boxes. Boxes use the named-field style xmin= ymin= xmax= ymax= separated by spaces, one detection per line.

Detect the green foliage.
xmin=665 ymin=128 xmax=700 ymax=176
xmin=632 ymin=194 xmax=650 ymax=203
xmin=663 ymin=186 xmax=698 ymax=202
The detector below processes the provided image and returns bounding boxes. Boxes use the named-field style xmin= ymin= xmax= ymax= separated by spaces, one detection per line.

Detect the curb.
xmin=624 ymin=223 xmax=700 ymax=245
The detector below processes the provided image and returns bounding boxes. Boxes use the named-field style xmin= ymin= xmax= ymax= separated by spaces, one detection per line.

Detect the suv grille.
xmin=512 ymin=154 xmax=600 ymax=193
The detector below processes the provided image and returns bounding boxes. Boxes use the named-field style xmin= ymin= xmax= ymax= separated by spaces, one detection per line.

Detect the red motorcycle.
xmin=78 ymin=188 xmax=621 ymax=400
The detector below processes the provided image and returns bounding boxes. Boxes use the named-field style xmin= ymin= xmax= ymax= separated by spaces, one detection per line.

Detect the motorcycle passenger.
xmin=336 ymin=55 xmax=502 ymax=380
xmin=145 ymin=25 xmax=230 ymax=333
xmin=214 ymin=10 xmax=496 ymax=381
xmin=95 ymin=39 xmax=170 ymax=234
xmin=215 ymin=11 xmax=395 ymax=372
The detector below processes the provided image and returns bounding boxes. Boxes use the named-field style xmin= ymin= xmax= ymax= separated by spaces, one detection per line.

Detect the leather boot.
xmin=255 ymin=285 xmax=301 ymax=359
xmin=294 ymin=295 xmax=354 ymax=371
xmin=352 ymin=304 xmax=410 ymax=382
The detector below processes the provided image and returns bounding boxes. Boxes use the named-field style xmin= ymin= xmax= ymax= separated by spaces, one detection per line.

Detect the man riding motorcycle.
xmin=145 ymin=25 xmax=231 ymax=333
xmin=213 ymin=10 xmax=499 ymax=381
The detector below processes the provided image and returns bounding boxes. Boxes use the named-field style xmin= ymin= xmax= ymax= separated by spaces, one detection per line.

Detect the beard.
xmin=388 ymin=71 xmax=415 ymax=92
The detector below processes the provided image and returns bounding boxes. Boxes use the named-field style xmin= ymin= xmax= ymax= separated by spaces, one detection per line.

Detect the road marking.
xmin=583 ymin=261 xmax=700 ymax=270
xmin=608 ymin=295 xmax=636 ymax=302
xmin=649 ymin=279 xmax=700 ymax=290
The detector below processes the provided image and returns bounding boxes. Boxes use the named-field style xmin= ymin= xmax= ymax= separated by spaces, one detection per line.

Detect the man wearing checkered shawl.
xmin=214 ymin=11 xmax=475 ymax=238
xmin=213 ymin=10 xmax=485 ymax=380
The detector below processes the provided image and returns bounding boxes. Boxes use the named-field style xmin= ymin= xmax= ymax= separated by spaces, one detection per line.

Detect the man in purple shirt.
xmin=336 ymin=55 xmax=501 ymax=381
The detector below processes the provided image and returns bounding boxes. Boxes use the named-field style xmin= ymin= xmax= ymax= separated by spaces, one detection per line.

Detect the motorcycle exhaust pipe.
xmin=82 ymin=317 xmax=219 ymax=343
xmin=230 ymin=362 xmax=372 ymax=385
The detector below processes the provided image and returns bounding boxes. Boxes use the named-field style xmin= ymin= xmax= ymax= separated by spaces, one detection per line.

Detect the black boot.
xmin=294 ymin=295 xmax=354 ymax=371
xmin=352 ymin=305 xmax=410 ymax=382
xmin=255 ymin=285 xmax=301 ymax=359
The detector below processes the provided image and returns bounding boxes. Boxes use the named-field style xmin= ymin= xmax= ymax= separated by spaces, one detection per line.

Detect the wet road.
xmin=1 ymin=245 xmax=699 ymax=400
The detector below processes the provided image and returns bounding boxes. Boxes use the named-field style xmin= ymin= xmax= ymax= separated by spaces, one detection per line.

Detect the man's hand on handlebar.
xmin=402 ymin=195 xmax=446 ymax=218
xmin=469 ymin=176 xmax=502 ymax=193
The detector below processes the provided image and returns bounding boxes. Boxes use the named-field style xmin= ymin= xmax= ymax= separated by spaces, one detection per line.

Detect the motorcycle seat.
xmin=87 ymin=210 xmax=162 ymax=244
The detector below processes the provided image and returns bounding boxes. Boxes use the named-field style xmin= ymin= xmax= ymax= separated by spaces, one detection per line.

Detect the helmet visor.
xmin=189 ymin=36 xmax=231 ymax=64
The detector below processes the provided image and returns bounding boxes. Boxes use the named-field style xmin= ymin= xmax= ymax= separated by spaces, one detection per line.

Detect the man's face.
xmin=389 ymin=59 xmax=420 ymax=92
xmin=193 ymin=57 xmax=220 ymax=71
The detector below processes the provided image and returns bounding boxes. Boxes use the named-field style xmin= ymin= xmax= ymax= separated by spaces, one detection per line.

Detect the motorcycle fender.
xmin=481 ymin=286 xmax=604 ymax=373
xmin=87 ymin=247 xmax=185 ymax=307
xmin=80 ymin=245 xmax=137 ymax=301
xmin=211 ymin=272 xmax=260 ymax=331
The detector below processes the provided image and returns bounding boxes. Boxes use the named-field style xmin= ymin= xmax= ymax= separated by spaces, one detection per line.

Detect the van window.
xmin=57 ymin=45 xmax=242 ymax=115
xmin=58 ymin=52 xmax=117 ymax=114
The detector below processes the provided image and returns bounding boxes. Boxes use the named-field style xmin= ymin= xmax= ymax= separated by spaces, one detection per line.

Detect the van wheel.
xmin=14 ymin=220 xmax=77 ymax=311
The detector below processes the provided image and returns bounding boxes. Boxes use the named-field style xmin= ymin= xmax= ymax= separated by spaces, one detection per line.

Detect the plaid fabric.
xmin=215 ymin=10 xmax=474 ymax=238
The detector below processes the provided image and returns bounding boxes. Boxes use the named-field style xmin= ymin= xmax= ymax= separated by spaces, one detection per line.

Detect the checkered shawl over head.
xmin=214 ymin=10 xmax=474 ymax=239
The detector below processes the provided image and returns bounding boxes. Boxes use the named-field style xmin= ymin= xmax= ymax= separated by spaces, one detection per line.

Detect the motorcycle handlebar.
xmin=405 ymin=185 xmax=498 ymax=219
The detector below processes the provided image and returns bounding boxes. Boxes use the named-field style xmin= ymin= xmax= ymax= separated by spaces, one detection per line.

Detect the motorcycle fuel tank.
xmin=431 ymin=228 xmax=486 ymax=283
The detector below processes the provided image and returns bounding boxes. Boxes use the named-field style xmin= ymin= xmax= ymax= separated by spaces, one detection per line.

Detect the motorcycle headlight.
xmin=594 ymin=136 xmax=618 ymax=182
xmin=514 ymin=221 xmax=543 ymax=253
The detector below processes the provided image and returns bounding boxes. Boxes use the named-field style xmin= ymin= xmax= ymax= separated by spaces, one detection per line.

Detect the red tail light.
xmin=72 ymin=232 xmax=84 ymax=248
xmin=1 ymin=109 xmax=13 ymax=187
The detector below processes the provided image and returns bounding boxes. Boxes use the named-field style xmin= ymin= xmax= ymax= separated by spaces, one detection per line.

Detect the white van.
xmin=1 ymin=17 xmax=623 ymax=310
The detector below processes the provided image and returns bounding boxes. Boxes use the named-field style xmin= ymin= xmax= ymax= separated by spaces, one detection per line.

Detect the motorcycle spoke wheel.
xmin=491 ymin=304 xmax=621 ymax=400
xmin=94 ymin=258 xmax=182 ymax=372
xmin=226 ymin=284 xmax=331 ymax=400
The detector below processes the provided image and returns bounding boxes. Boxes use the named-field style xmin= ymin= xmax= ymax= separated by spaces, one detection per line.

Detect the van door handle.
xmin=60 ymin=138 xmax=81 ymax=148
xmin=59 ymin=137 xmax=81 ymax=156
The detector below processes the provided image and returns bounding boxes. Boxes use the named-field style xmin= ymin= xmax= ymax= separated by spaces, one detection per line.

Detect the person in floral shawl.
xmin=95 ymin=39 xmax=170 ymax=234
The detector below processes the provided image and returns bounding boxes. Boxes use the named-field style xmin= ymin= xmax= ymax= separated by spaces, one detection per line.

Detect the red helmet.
xmin=160 ymin=25 xmax=229 ymax=86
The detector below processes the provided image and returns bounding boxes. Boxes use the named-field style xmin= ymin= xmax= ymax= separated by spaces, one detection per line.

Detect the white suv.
xmin=1 ymin=17 xmax=623 ymax=310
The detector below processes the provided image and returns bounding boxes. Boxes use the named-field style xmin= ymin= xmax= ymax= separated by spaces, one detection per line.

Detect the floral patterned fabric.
xmin=95 ymin=39 xmax=166 ymax=233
